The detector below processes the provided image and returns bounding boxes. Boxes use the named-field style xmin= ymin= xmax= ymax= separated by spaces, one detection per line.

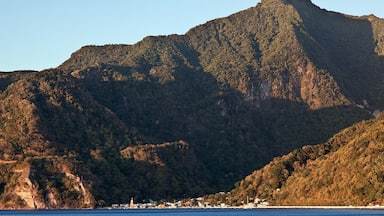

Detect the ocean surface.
xmin=0 ymin=209 xmax=383 ymax=216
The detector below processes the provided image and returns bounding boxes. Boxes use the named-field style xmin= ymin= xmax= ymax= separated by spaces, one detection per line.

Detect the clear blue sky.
xmin=1 ymin=0 xmax=383 ymax=72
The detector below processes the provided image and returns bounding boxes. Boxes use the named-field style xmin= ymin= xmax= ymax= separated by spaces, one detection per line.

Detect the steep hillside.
xmin=230 ymin=113 xmax=384 ymax=206
xmin=0 ymin=70 xmax=209 ymax=208
xmin=289 ymin=0 xmax=384 ymax=110
xmin=0 ymin=0 xmax=384 ymax=208
xmin=0 ymin=71 xmax=97 ymax=208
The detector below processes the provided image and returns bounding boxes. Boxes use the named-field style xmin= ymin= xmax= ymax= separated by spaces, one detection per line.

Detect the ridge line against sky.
xmin=1 ymin=0 xmax=384 ymax=72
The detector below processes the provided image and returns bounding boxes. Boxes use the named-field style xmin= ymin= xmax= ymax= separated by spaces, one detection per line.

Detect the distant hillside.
xmin=1 ymin=0 xmax=384 ymax=208
xmin=230 ymin=113 xmax=384 ymax=206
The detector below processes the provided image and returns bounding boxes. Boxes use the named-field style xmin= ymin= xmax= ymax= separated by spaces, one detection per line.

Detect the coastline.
xmin=105 ymin=205 xmax=384 ymax=210
xmin=259 ymin=205 xmax=384 ymax=210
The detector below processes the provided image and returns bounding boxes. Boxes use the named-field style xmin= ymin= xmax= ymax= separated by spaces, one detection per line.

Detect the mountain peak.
xmin=261 ymin=0 xmax=315 ymax=7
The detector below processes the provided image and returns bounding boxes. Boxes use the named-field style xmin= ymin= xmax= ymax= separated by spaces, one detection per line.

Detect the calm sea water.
xmin=0 ymin=209 xmax=383 ymax=216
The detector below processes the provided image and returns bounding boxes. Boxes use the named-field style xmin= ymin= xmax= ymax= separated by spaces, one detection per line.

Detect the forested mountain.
xmin=230 ymin=113 xmax=384 ymax=206
xmin=0 ymin=0 xmax=383 ymax=208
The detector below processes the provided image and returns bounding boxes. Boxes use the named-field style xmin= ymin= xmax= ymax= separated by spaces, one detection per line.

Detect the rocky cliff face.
xmin=0 ymin=158 xmax=93 ymax=209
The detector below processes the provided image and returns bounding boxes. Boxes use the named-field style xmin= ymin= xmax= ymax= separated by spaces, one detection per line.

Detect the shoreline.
xmin=105 ymin=205 xmax=384 ymax=210
xmin=261 ymin=205 xmax=384 ymax=210
xmin=232 ymin=206 xmax=384 ymax=210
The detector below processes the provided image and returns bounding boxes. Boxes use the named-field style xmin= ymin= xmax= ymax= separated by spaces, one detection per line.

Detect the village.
xmin=108 ymin=196 xmax=269 ymax=209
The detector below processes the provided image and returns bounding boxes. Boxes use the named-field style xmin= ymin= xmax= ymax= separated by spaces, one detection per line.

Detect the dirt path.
xmin=0 ymin=159 xmax=17 ymax=164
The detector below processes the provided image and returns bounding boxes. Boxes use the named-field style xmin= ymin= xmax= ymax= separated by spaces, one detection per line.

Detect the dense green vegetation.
xmin=0 ymin=0 xmax=383 ymax=208
xmin=230 ymin=114 xmax=384 ymax=206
